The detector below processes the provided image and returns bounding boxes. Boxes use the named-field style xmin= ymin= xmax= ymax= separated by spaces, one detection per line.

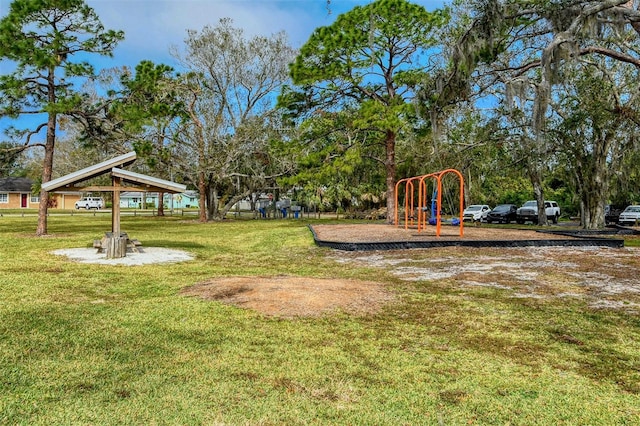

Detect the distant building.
xmin=168 ymin=191 xmax=199 ymax=209
xmin=0 ymin=177 xmax=82 ymax=209
xmin=119 ymin=191 xmax=199 ymax=209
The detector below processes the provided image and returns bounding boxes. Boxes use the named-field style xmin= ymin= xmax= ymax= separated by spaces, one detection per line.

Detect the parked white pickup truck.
xmin=516 ymin=200 xmax=560 ymax=224
xmin=75 ymin=197 xmax=104 ymax=210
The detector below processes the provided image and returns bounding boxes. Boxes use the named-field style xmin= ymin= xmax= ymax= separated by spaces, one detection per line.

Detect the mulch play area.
xmin=309 ymin=223 xmax=625 ymax=250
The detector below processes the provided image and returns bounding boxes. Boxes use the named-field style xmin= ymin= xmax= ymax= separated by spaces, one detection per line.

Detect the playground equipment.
xmin=394 ymin=169 xmax=465 ymax=237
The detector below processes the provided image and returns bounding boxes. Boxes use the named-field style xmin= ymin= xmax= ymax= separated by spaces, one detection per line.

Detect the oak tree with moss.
xmin=435 ymin=0 xmax=640 ymax=227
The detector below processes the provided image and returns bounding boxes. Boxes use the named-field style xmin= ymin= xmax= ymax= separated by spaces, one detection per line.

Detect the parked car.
xmin=618 ymin=205 xmax=640 ymax=226
xmin=516 ymin=200 xmax=561 ymax=224
xmin=75 ymin=197 xmax=104 ymax=210
xmin=486 ymin=204 xmax=518 ymax=224
xmin=462 ymin=204 xmax=491 ymax=222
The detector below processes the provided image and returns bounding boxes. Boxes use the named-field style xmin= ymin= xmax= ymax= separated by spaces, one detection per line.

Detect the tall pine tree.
xmin=0 ymin=0 xmax=123 ymax=235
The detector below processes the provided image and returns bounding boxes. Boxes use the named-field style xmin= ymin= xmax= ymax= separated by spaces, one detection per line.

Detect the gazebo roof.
xmin=42 ymin=152 xmax=137 ymax=192
xmin=41 ymin=151 xmax=186 ymax=194
xmin=40 ymin=151 xmax=188 ymax=258
xmin=111 ymin=168 xmax=186 ymax=194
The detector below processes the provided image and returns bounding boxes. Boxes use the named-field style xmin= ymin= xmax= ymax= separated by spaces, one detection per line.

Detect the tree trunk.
xmin=217 ymin=189 xmax=252 ymax=219
xmin=384 ymin=130 xmax=396 ymax=224
xmin=36 ymin=111 xmax=57 ymax=236
xmin=157 ymin=191 xmax=165 ymax=216
xmin=207 ymin=185 xmax=219 ymax=220
xmin=572 ymin=167 xmax=587 ymax=228
xmin=580 ymin=142 xmax=609 ymax=229
xmin=187 ymin=89 xmax=207 ymax=223
xmin=583 ymin=195 xmax=607 ymax=229
xmin=463 ymin=168 xmax=472 ymax=207
xmin=198 ymin=169 xmax=207 ymax=222
xmin=529 ymin=165 xmax=547 ymax=226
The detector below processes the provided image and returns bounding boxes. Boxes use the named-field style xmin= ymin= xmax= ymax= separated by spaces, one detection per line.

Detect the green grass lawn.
xmin=1 ymin=215 xmax=639 ymax=425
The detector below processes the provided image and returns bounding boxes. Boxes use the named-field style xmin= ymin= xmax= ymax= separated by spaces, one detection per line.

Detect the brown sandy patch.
xmin=181 ymin=275 xmax=393 ymax=318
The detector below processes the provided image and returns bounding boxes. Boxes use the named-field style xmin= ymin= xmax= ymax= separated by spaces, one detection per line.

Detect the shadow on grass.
xmin=140 ymin=239 xmax=205 ymax=250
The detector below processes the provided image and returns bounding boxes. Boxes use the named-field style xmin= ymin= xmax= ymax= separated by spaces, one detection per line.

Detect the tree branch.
xmin=580 ymin=46 xmax=640 ymax=68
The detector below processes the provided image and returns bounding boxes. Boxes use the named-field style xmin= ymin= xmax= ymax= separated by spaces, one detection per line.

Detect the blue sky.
xmin=85 ymin=0 xmax=448 ymax=67
xmin=0 ymin=0 xmax=447 ymax=140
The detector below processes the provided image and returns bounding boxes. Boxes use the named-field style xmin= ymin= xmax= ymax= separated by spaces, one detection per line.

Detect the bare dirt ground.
xmin=181 ymin=275 xmax=394 ymax=319
xmin=327 ymin=244 xmax=640 ymax=314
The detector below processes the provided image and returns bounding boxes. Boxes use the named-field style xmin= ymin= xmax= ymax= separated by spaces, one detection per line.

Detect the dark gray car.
xmin=486 ymin=204 xmax=517 ymax=224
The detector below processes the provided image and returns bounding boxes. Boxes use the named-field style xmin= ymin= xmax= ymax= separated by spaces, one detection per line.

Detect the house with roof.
xmin=166 ymin=190 xmax=199 ymax=209
xmin=119 ymin=190 xmax=199 ymax=209
xmin=0 ymin=177 xmax=35 ymax=209
xmin=119 ymin=191 xmax=157 ymax=209
xmin=0 ymin=177 xmax=82 ymax=209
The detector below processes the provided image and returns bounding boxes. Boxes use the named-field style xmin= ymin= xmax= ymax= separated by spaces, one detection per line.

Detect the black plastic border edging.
xmin=308 ymin=225 xmax=624 ymax=251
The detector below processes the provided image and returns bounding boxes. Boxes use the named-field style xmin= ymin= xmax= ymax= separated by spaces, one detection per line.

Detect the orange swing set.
xmin=394 ymin=169 xmax=465 ymax=237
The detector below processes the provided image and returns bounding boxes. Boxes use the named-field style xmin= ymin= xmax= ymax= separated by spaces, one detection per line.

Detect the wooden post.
xmin=107 ymin=176 xmax=126 ymax=258
xmin=112 ymin=176 xmax=121 ymax=236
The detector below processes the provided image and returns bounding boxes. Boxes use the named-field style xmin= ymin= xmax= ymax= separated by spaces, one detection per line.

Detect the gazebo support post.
xmin=112 ymin=176 xmax=121 ymax=235
xmin=105 ymin=175 xmax=127 ymax=259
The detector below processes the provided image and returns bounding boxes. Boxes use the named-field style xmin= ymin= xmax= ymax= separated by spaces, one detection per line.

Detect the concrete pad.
xmin=52 ymin=247 xmax=194 ymax=265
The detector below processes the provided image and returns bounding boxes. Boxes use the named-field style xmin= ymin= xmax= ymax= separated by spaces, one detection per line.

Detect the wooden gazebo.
xmin=42 ymin=152 xmax=186 ymax=258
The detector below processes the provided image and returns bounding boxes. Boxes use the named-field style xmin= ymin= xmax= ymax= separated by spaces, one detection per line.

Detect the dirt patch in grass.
xmin=181 ymin=275 xmax=394 ymax=318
